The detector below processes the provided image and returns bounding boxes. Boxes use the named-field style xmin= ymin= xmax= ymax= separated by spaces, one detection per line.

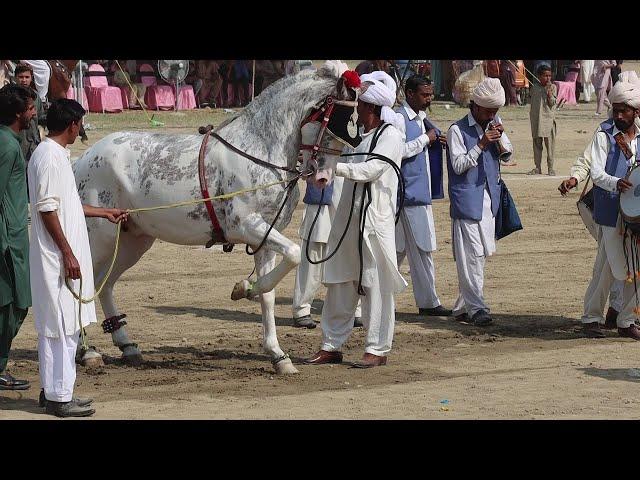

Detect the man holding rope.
xmin=305 ymin=71 xmax=407 ymax=368
xmin=28 ymin=99 xmax=128 ymax=417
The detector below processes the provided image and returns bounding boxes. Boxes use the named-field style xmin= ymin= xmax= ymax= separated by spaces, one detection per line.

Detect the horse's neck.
xmin=224 ymin=75 xmax=332 ymax=171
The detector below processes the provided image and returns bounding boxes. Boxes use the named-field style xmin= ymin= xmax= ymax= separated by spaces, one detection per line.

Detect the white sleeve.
xmin=335 ymin=129 xmax=402 ymax=183
xmin=403 ymin=133 xmax=430 ymax=159
xmin=35 ymin=154 xmax=61 ymax=212
xmin=590 ymin=131 xmax=618 ymax=192
xmin=447 ymin=124 xmax=482 ymax=175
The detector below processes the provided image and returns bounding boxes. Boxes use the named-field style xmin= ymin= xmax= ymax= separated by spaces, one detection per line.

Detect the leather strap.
xmin=198 ymin=126 xmax=226 ymax=243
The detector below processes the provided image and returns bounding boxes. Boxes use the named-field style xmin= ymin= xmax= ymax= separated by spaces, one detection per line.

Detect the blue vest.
xmin=592 ymin=121 xmax=639 ymax=227
xmin=396 ymin=106 xmax=431 ymax=206
xmin=446 ymin=115 xmax=501 ymax=221
xmin=303 ymin=180 xmax=333 ymax=205
xmin=424 ymin=116 xmax=445 ymax=200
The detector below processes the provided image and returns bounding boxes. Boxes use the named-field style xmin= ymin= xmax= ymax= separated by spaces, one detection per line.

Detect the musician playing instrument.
xmin=558 ymin=123 xmax=625 ymax=334
xmin=446 ymin=78 xmax=512 ymax=326
xmin=583 ymin=78 xmax=640 ymax=340
xmin=528 ymin=64 xmax=557 ymax=176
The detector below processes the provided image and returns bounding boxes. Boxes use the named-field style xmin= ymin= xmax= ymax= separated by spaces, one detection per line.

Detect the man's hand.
xmin=618 ymin=178 xmax=633 ymax=193
xmin=102 ymin=208 xmax=129 ymax=224
xmin=558 ymin=177 xmax=578 ymax=196
xmin=426 ymin=128 xmax=437 ymax=144
xmin=478 ymin=129 xmax=502 ymax=150
xmin=438 ymin=134 xmax=447 ymax=147
xmin=63 ymin=250 xmax=82 ymax=279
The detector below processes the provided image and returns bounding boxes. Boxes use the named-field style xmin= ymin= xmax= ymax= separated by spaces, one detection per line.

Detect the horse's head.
xmin=300 ymin=64 xmax=362 ymax=189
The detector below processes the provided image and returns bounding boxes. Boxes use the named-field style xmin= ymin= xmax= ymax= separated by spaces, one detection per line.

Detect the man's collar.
xmin=0 ymin=124 xmax=22 ymax=141
xmin=402 ymin=101 xmax=425 ymax=121
xmin=611 ymin=122 xmax=640 ymax=139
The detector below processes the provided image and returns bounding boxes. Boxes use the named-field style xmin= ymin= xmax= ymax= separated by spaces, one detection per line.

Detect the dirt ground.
xmin=3 ymin=62 xmax=640 ymax=419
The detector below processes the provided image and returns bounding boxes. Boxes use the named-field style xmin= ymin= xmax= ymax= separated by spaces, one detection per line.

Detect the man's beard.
xmin=615 ymin=119 xmax=633 ymax=131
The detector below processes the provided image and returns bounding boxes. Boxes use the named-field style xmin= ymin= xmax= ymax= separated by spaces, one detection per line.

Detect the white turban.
xmin=608 ymin=79 xmax=640 ymax=109
xmin=471 ymin=77 xmax=505 ymax=108
xmin=359 ymin=71 xmax=397 ymax=123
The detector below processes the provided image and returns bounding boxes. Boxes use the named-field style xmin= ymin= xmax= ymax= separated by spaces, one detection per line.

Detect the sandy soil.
xmin=3 ymin=62 xmax=640 ymax=419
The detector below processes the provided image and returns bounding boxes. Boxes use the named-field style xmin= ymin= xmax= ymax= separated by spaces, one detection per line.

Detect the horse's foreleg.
xmin=231 ymin=216 xmax=301 ymax=301
xmin=252 ymin=249 xmax=298 ymax=375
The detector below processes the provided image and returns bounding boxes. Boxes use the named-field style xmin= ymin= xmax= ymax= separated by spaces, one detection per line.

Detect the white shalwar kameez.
xmin=587 ymin=124 xmax=640 ymax=328
xmin=579 ymin=60 xmax=595 ymax=103
xmin=28 ymin=138 xmax=97 ymax=402
xmin=447 ymin=113 xmax=512 ymax=318
xmin=293 ymin=175 xmax=362 ymax=319
xmin=21 ymin=60 xmax=51 ymax=102
xmin=321 ymin=125 xmax=407 ymax=356
xmin=388 ymin=102 xmax=442 ymax=309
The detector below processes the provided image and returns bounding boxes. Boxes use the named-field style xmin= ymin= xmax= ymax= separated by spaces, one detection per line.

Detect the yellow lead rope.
xmin=65 ymin=176 xmax=299 ymax=349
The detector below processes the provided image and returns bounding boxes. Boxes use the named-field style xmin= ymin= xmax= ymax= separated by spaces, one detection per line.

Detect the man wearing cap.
xmin=306 ymin=71 xmax=407 ymax=368
xmin=583 ymin=78 xmax=640 ymax=340
xmin=446 ymin=78 xmax=513 ymax=326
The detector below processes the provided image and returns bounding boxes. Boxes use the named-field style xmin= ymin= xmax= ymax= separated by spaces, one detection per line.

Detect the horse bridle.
xmin=299 ymin=95 xmax=358 ymax=174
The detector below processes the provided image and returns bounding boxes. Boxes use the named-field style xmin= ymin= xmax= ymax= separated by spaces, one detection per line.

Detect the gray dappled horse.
xmin=72 ymin=61 xmax=359 ymax=374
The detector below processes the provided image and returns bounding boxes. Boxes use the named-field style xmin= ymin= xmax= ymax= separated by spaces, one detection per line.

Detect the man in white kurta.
xmin=584 ymin=79 xmax=640 ymax=339
xmin=20 ymin=60 xmax=51 ymax=103
xmin=306 ymin=71 xmax=407 ymax=367
xmin=447 ymin=79 xmax=513 ymax=326
xmin=592 ymin=60 xmax=616 ymax=115
xmin=579 ymin=60 xmax=595 ymax=103
xmin=558 ymin=126 xmax=625 ymax=333
xmin=386 ymin=76 xmax=451 ymax=317
xmin=28 ymin=99 xmax=127 ymax=416
xmin=293 ymin=173 xmax=362 ymax=327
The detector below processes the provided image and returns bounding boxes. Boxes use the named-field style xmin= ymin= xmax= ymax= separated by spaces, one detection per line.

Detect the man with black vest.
xmin=388 ymin=75 xmax=452 ymax=317
xmin=446 ymin=78 xmax=512 ymax=326
xmin=584 ymin=79 xmax=640 ymax=340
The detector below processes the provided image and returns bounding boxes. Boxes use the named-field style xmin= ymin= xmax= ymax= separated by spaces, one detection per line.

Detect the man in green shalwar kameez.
xmin=0 ymin=84 xmax=36 ymax=390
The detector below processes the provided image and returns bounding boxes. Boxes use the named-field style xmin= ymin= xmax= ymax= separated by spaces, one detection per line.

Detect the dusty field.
xmin=3 ymin=63 xmax=640 ymax=419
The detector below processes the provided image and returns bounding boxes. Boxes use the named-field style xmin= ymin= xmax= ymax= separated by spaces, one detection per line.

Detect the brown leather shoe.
xmin=583 ymin=322 xmax=606 ymax=338
xmin=304 ymin=350 xmax=343 ymax=365
xmin=618 ymin=324 xmax=640 ymax=340
xmin=352 ymin=353 xmax=387 ymax=368
xmin=604 ymin=307 xmax=619 ymax=329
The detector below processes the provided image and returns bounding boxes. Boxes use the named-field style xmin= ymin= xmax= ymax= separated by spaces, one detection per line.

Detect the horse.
xmin=71 ymin=61 xmax=359 ymax=374
xmin=47 ymin=60 xmax=89 ymax=143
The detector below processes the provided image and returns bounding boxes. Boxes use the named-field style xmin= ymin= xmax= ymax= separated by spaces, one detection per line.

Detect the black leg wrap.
xmin=271 ymin=353 xmax=290 ymax=366
xmin=102 ymin=314 xmax=128 ymax=334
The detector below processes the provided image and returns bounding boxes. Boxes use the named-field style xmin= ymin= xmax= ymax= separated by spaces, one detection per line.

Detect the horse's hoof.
xmin=81 ymin=351 xmax=105 ymax=368
xmin=274 ymin=358 xmax=298 ymax=375
xmin=231 ymin=279 xmax=252 ymax=301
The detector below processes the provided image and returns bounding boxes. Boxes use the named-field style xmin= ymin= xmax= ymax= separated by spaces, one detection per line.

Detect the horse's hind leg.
xmin=94 ymin=233 xmax=156 ymax=366
xmin=253 ymin=249 xmax=298 ymax=375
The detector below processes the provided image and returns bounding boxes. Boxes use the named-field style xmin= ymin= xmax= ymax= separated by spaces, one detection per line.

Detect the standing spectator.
xmin=14 ymin=64 xmax=47 ymax=163
xmin=592 ymin=60 xmax=616 ymax=115
xmin=231 ymin=60 xmax=251 ymax=107
xmin=612 ymin=60 xmax=624 ymax=85
xmin=580 ymin=60 xmax=595 ymax=102
xmin=0 ymin=84 xmax=35 ymax=391
xmin=528 ymin=64 xmax=558 ymax=175
xmin=499 ymin=60 xmax=518 ymax=106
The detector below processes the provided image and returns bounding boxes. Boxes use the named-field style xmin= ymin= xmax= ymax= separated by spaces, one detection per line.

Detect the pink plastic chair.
xmin=139 ymin=63 xmax=175 ymax=110
xmin=66 ymin=85 xmax=89 ymax=110
xmin=553 ymin=80 xmax=577 ymax=106
xmin=173 ymin=84 xmax=197 ymax=110
xmin=84 ymin=64 xmax=124 ymax=113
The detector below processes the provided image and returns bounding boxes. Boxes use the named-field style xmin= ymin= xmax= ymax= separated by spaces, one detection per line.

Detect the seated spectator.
xmin=112 ymin=60 xmax=147 ymax=109
xmin=195 ymin=60 xmax=223 ymax=108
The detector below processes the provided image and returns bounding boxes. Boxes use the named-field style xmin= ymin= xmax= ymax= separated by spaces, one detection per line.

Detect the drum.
xmin=619 ymin=165 xmax=640 ymax=235
xmin=577 ymin=187 xmax=597 ymax=240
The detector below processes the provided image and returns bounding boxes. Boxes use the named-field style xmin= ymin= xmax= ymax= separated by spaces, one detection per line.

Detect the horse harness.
xmin=195 ymin=95 xmax=356 ymax=254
